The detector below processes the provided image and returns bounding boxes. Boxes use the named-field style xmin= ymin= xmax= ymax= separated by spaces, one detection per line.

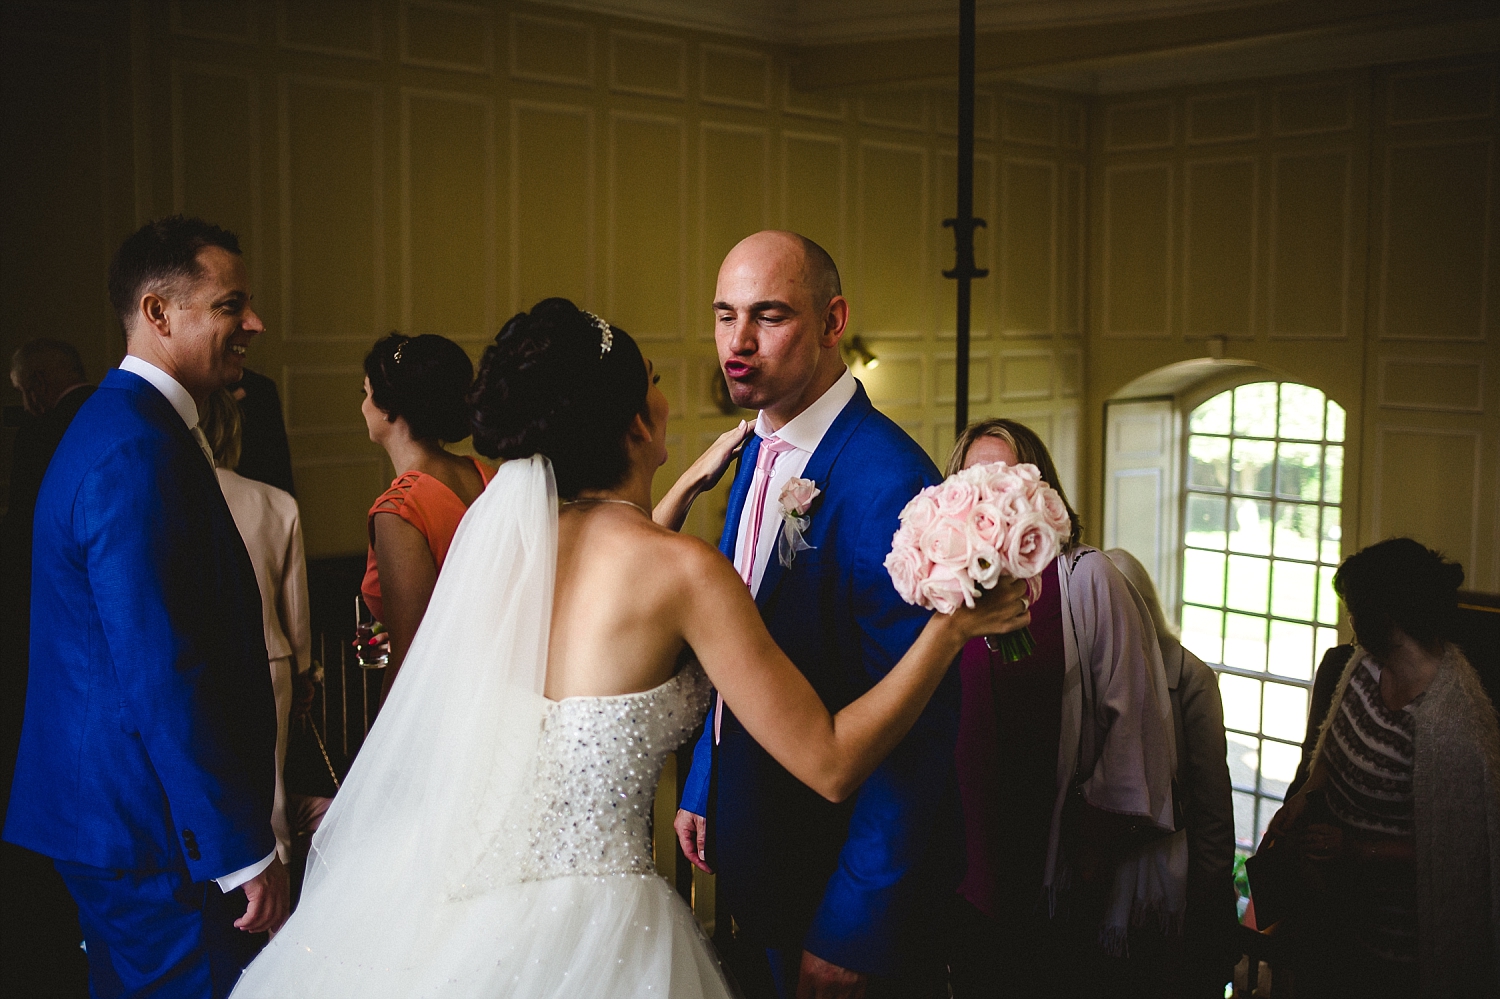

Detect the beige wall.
xmin=1085 ymin=57 xmax=1500 ymax=592
xmin=0 ymin=0 xmax=1086 ymax=559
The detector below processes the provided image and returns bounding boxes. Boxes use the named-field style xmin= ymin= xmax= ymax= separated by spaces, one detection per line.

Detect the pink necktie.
xmin=716 ymin=435 xmax=796 ymax=743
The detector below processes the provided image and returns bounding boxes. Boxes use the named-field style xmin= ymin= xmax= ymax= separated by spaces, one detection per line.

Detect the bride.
xmin=231 ymin=298 xmax=1029 ymax=998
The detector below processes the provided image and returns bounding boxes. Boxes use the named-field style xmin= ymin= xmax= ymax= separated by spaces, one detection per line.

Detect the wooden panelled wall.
xmin=1085 ymin=58 xmax=1500 ymax=592
xmin=0 ymin=0 xmax=1086 ymax=557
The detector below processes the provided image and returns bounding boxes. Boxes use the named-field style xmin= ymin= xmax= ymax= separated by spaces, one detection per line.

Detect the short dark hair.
xmin=1333 ymin=537 xmax=1465 ymax=654
xmin=796 ymin=234 xmax=842 ymax=310
xmin=108 ymin=216 xmax=242 ymax=333
xmin=469 ymin=298 xmax=649 ymax=499
xmin=363 ymin=333 xmax=475 ymax=443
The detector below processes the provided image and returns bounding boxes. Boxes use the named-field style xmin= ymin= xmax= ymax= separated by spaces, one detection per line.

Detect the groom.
xmin=4 ymin=216 xmax=287 ymax=997
xmin=676 ymin=231 xmax=959 ymax=998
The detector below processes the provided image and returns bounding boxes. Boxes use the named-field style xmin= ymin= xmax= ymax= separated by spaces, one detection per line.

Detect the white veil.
xmin=233 ymin=456 xmax=557 ymax=993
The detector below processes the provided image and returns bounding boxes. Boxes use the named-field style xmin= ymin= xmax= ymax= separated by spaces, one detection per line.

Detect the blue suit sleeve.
xmin=803 ymin=473 xmax=958 ymax=976
xmin=80 ymin=438 xmax=274 ymax=882
xmin=680 ymin=715 xmax=713 ymax=816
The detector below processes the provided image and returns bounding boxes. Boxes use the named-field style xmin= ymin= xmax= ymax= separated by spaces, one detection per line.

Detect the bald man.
xmin=675 ymin=232 xmax=960 ymax=999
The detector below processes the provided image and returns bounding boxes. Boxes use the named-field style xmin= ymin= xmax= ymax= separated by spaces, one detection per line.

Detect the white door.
xmin=1102 ymin=398 xmax=1179 ymax=615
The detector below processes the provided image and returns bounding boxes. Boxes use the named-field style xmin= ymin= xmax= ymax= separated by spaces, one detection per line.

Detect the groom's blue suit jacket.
xmin=4 ymin=368 xmax=276 ymax=882
xmin=681 ymin=382 xmax=961 ymax=977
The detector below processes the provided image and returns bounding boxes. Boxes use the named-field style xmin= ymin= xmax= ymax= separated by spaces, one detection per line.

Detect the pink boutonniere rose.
xmin=776 ymin=477 xmax=820 ymax=568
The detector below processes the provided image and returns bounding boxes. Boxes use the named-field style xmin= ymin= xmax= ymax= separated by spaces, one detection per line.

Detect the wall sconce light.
xmin=844 ymin=335 xmax=879 ymax=370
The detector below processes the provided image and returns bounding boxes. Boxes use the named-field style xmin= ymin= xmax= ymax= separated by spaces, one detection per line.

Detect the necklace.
xmin=563 ymin=497 xmax=651 ymax=517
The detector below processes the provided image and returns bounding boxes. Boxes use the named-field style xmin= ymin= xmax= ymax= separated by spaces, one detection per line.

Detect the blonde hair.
xmin=199 ymin=388 xmax=242 ymax=470
xmin=947 ymin=418 xmax=1082 ymax=546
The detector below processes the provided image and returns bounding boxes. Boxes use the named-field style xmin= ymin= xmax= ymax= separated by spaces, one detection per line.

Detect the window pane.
xmin=1320 ymin=506 xmax=1342 ymax=564
xmin=1325 ymin=400 xmax=1346 ymax=443
xmin=1278 ymin=383 xmax=1326 ymax=441
xmin=1233 ymin=790 xmax=1257 ymax=849
xmin=1270 ymin=561 xmax=1317 ymax=621
xmin=1260 ymin=739 xmax=1300 ymax=799
xmin=1224 ymin=612 xmax=1269 ymax=671
xmin=1233 ymin=382 xmax=1278 ymax=438
xmin=1184 ymin=549 xmax=1227 ymax=606
xmin=1185 ymin=493 xmax=1228 ymax=550
xmin=1268 ymin=619 xmax=1315 ymax=679
xmin=1226 ymin=555 xmax=1270 ymax=614
xmin=1276 ymin=442 xmax=1322 ymax=501
xmin=1273 ymin=503 xmax=1321 ymax=560
xmin=1262 ymin=683 xmax=1309 ymax=742
xmin=1220 ymin=673 xmax=1262 ymax=732
xmin=1317 ymin=565 xmax=1340 ymax=625
xmin=1323 ymin=445 xmax=1344 ymax=503
xmin=1182 ymin=605 xmax=1225 ymax=663
xmin=1231 ymin=439 xmax=1275 ymax=495
xmin=1228 ymin=498 xmax=1272 ymax=554
xmin=1317 ymin=627 xmax=1342 ymax=662
xmin=1191 ymin=390 xmax=1232 ymax=435
xmin=1256 ymin=798 xmax=1278 ymax=849
xmin=1227 ymin=731 xmax=1258 ymax=789
xmin=1188 ymin=435 xmax=1230 ymax=490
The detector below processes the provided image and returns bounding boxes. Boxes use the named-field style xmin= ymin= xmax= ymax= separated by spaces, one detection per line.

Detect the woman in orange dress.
xmin=359 ymin=333 xmax=495 ymax=704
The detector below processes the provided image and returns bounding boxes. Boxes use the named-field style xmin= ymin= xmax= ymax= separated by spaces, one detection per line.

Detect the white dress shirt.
xmin=117 ymin=355 xmax=277 ymax=892
xmin=734 ymin=367 xmax=857 ymax=596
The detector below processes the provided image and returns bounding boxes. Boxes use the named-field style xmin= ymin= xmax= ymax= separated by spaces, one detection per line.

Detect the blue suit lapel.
xmin=718 ymin=434 xmax=761 ymax=560
xmin=753 ymin=383 xmax=875 ymax=611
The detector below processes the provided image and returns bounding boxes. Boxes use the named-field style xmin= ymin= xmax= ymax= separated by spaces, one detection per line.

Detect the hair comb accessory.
xmin=393 ymin=337 xmax=410 ymax=364
xmin=584 ymin=311 xmax=613 ymax=357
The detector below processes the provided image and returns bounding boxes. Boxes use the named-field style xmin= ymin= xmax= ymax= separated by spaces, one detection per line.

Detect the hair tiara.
xmin=583 ymin=311 xmax=613 ymax=357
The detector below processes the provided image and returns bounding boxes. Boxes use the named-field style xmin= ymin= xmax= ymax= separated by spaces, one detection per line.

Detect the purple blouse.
xmin=955 ymin=556 xmax=1066 ymax=917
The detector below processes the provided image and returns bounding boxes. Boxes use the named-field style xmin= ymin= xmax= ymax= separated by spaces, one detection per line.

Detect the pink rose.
xmin=900 ymin=493 xmax=939 ymax=533
xmin=1011 ymin=463 xmax=1042 ymax=486
xmin=1002 ymin=510 xmax=1061 ymax=578
xmin=883 ymin=544 xmax=927 ymax=605
xmin=920 ymin=517 xmax=973 ymax=571
xmin=975 ymin=462 xmax=1023 ymax=502
xmin=1036 ymin=484 xmax=1072 ymax=536
xmin=918 ymin=564 xmax=974 ymax=615
xmin=779 ymin=476 xmax=821 ymax=516
xmin=966 ymin=501 xmax=1006 ymax=550
xmin=934 ymin=478 xmax=979 ymax=518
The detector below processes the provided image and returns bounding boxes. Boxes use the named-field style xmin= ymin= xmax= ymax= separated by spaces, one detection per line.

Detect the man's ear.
xmin=139 ymin=291 xmax=172 ymax=339
xmin=821 ymin=295 xmax=849 ymax=348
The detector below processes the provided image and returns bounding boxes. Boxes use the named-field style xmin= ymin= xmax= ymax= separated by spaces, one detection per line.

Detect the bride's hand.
xmin=653 ymin=420 xmax=755 ymax=531
xmin=948 ymin=576 xmax=1031 ymax=641
xmin=686 ymin=420 xmax=754 ymax=492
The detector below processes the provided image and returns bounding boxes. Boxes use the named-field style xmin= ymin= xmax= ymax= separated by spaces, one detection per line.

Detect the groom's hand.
xmin=236 ymin=856 xmax=290 ymax=934
xmin=796 ymin=951 xmax=867 ymax=999
xmin=674 ymin=809 xmax=712 ymax=873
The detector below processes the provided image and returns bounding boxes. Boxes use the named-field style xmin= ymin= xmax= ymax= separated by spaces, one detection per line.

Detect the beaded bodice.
xmin=518 ymin=662 xmax=713 ymax=883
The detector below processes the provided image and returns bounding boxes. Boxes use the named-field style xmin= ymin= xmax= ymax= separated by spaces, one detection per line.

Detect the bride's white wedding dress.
xmin=231 ymin=457 xmax=734 ymax=997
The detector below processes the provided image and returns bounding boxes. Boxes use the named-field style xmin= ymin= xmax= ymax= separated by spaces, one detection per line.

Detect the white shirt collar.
xmin=119 ymin=355 xmax=199 ymax=429
xmin=754 ymin=366 xmax=857 ymax=453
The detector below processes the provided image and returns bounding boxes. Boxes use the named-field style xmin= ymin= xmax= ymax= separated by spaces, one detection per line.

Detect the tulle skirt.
xmin=231 ymin=872 xmax=734 ymax=998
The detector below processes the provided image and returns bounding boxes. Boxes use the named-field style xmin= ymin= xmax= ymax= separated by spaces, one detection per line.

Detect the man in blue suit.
xmin=4 ymin=216 xmax=288 ymax=998
xmin=676 ymin=231 xmax=959 ymax=998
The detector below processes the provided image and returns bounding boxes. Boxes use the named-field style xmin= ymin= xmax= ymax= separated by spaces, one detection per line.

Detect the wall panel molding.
xmin=277 ymin=0 xmax=381 ymax=60
xmin=1182 ymin=156 xmax=1257 ymax=339
xmin=171 ymin=0 xmax=256 ymax=44
xmin=856 ymin=140 xmax=929 ymax=337
xmin=278 ymin=75 xmax=384 ymax=343
xmin=399 ymin=0 xmax=493 ymax=75
xmin=509 ymin=99 xmax=595 ymax=312
xmin=509 ymin=13 xmax=593 ymax=87
xmin=1273 ymin=79 xmax=1353 ymax=136
xmin=699 ymin=44 xmax=771 ymax=109
xmin=1269 ymin=148 xmax=1352 ymax=339
xmin=1371 ymin=425 xmax=1482 ymax=574
xmin=1104 ymin=100 xmax=1174 ymax=151
xmin=1377 ymin=357 xmax=1485 ymax=412
xmin=999 ymin=350 xmax=1056 ymax=401
xmin=609 ymin=28 xmax=686 ymax=99
xmin=282 ymin=364 xmax=367 ymax=435
xmin=171 ymin=62 xmax=261 ymax=284
xmin=1000 ymin=157 xmax=1057 ymax=337
xmin=1186 ymin=91 xmax=1259 ymax=145
xmin=1102 ymin=162 xmax=1173 ymax=338
xmin=607 ymin=111 xmax=687 ymax=340
xmin=1387 ymin=62 xmax=1496 ymax=126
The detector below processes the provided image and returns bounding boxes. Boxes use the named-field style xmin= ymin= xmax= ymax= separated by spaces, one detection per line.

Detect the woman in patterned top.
xmin=1265 ymin=538 xmax=1500 ymax=998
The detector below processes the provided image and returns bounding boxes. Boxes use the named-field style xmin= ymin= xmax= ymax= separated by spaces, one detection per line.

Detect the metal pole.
xmin=944 ymin=0 xmax=988 ymax=438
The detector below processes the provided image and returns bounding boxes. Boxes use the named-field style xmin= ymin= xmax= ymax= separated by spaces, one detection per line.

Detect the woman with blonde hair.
xmin=944 ymin=418 xmax=1179 ymax=998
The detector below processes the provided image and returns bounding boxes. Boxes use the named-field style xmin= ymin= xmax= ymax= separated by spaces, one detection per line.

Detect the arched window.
xmin=1178 ymin=381 xmax=1346 ymax=851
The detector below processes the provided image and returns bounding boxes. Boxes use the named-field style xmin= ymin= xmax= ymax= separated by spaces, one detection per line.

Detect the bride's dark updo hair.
xmin=470 ymin=298 xmax=649 ymax=498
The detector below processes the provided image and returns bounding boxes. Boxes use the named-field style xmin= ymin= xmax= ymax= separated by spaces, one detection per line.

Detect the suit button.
xmin=187 ymin=848 xmax=201 ymax=861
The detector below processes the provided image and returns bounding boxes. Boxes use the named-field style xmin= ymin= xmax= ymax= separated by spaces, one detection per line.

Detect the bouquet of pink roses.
xmin=884 ymin=461 xmax=1072 ymax=661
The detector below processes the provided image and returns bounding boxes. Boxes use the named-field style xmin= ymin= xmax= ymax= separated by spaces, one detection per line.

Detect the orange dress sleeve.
xmin=359 ymin=458 xmax=498 ymax=623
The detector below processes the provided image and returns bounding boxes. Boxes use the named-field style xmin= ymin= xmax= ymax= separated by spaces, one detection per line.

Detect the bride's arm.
xmin=672 ymin=541 xmax=1029 ymax=803
xmin=652 ymin=421 xmax=753 ymax=531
